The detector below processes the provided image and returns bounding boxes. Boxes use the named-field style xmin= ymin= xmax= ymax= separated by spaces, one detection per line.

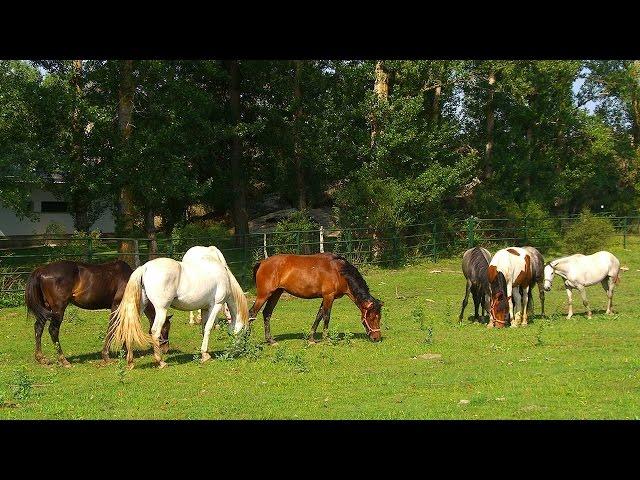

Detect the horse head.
xmin=487 ymin=265 xmax=510 ymax=327
xmin=543 ymin=263 xmax=555 ymax=291
xmin=360 ymin=298 xmax=384 ymax=341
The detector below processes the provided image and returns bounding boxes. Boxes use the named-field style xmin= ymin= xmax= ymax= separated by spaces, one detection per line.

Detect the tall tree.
xmin=293 ymin=60 xmax=307 ymax=210
xmin=117 ymin=60 xmax=137 ymax=264
xmin=225 ymin=60 xmax=249 ymax=243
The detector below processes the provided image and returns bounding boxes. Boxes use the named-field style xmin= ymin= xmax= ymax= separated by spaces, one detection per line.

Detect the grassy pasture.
xmin=1 ymin=242 xmax=639 ymax=419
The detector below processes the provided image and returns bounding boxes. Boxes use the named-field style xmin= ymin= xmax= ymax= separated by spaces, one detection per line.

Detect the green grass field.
xmin=1 ymin=242 xmax=640 ymax=419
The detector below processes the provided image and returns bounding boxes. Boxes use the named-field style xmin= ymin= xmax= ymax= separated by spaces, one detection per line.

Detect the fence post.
xmin=87 ymin=237 xmax=93 ymax=263
xmin=393 ymin=228 xmax=399 ymax=267
xmin=466 ymin=216 xmax=476 ymax=249
xmin=432 ymin=223 xmax=437 ymax=260
xmin=319 ymin=226 xmax=324 ymax=253
xmin=263 ymin=233 xmax=268 ymax=258
xmin=623 ymin=217 xmax=628 ymax=249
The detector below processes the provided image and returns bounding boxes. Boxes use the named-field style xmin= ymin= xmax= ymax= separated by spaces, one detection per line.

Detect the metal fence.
xmin=3 ymin=214 xmax=640 ymax=298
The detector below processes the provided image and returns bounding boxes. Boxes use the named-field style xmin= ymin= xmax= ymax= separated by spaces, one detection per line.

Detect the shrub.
xmin=562 ymin=209 xmax=616 ymax=254
xmin=171 ymin=222 xmax=231 ymax=254
xmin=509 ymin=201 xmax=560 ymax=252
xmin=271 ymin=211 xmax=319 ymax=255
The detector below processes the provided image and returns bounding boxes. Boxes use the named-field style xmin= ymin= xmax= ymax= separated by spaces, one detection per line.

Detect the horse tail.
xmin=25 ymin=268 xmax=51 ymax=324
xmin=252 ymin=261 xmax=262 ymax=285
xmin=225 ymin=265 xmax=249 ymax=325
xmin=614 ymin=274 xmax=621 ymax=285
xmin=108 ymin=265 xmax=150 ymax=352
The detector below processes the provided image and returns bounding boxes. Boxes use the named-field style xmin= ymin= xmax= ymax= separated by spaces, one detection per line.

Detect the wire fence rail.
xmin=3 ymin=214 xmax=640 ymax=298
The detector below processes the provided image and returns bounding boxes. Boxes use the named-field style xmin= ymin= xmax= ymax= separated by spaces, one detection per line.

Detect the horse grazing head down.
xmin=487 ymin=265 xmax=510 ymax=327
xmin=360 ymin=298 xmax=384 ymax=341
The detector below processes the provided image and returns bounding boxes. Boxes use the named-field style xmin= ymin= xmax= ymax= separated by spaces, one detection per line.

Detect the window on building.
xmin=40 ymin=201 xmax=69 ymax=213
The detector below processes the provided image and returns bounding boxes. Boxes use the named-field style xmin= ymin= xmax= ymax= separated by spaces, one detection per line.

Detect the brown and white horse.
xmin=487 ymin=247 xmax=535 ymax=328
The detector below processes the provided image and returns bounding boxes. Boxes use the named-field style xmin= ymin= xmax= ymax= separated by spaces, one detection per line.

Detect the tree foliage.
xmin=1 ymin=59 xmax=638 ymax=242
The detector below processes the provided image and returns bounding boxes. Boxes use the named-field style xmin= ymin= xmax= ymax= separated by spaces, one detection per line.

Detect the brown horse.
xmin=249 ymin=253 xmax=383 ymax=344
xmin=24 ymin=260 xmax=171 ymax=366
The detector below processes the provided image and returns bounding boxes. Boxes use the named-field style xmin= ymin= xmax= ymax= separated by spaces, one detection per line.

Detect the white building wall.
xmin=0 ymin=189 xmax=115 ymax=236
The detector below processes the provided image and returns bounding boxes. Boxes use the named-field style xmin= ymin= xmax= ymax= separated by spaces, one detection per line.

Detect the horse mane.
xmin=332 ymin=254 xmax=381 ymax=311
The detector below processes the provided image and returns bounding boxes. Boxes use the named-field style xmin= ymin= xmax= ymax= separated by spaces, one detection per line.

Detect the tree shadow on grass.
xmin=66 ymin=346 xmax=186 ymax=365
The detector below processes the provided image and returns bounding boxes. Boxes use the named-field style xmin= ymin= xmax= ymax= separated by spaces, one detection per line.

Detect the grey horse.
xmin=459 ymin=247 xmax=492 ymax=322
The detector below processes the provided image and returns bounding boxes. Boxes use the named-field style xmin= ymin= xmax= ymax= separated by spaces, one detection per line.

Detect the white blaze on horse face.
xmin=543 ymin=264 xmax=555 ymax=291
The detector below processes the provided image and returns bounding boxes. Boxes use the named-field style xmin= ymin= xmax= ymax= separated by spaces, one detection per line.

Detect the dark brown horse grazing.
xmin=24 ymin=260 xmax=171 ymax=366
xmin=249 ymin=253 xmax=383 ymax=344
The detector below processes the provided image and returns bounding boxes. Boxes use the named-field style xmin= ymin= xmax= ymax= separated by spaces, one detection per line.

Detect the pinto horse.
xmin=487 ymin=247 xmax=535 ymax=328
xmin=459 ymin=247 xmax=492 ymax=322
xmin=24 ymin=260 xmax=171 ymax=366
xmin=249 ymin=253 xmax=384 ymax=344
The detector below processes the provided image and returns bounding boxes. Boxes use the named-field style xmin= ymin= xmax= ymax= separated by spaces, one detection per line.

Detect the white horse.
xmin=543 ymin=251 xmax=620 ymax=319
xmin=182 ymin=246 xmax=231 ymax=326
xmin=487 ymin=247 xmax=535 ymax=328
xmin=108 ymin=256 xmax=249 ymax=368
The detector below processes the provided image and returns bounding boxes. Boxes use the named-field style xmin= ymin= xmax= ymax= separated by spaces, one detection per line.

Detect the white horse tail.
xmin=109 ymin=265 xmax=151 ymax=352
xmin=225 ymin=265 xmax=249 ymax=325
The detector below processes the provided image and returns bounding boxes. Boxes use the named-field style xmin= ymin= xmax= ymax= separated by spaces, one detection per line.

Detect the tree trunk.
xmin=371 ymin=60 xmax=391 ymax=148
xmin=117 ymin=60 xmax=137 ymax=266
xmin=225 ymin=60 xmax=249 ymax=246
xmin=293 ymin=60 xmax=307 ymax=211
xmin=484 ymin=69 xmax=496 ymax=180
xmin=431 ymin=84 xmax=442 ymax=125
xmin=145 ymin=208 xmax=158 ymax=259
xmin=69 ymin=59 xmax=91 ymax=232
xmin=525 ymin=124 xmax=533 ymax=191
xmin=631 ymin=61 xmax=640 ymax=148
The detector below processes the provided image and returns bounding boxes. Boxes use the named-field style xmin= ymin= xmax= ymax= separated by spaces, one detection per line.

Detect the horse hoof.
xmin=36 ymin=357 xmax=50 ymax=365
xmin=61 ymin=360 xmax=72 ymax=368
xmin=161 ymin=344 xmax=170 ymax=354
xmin=127 ymin=363 xmax=135 ymax=370
xmin=487 ymin=323 xmax=494 ymax=329
xmin=200 ymin=353 xmax=211 ymax=363
xmin=267 ymin=340 xmax=278 ymax=346
xmin=158 ymin=361 xmax=168 ymax=369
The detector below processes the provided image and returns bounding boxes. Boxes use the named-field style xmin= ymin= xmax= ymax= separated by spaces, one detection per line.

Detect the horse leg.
xmin=521 ymin=286 xmax=530 ymax=326
xmin=34 ymin=315 xmax=49 ymax=365
xmin=200 ymin=305 xmax=222 ymax=362
xmin=459 ymin=281 xmax=471 ymax=321
xmin=507 ymin=283 xmax=517 ymax=327
xmin=309 ymin=302 xmax=324 ymax=344
xmin=603 ymin=277 xmax=615 ymax=314
xmin=48 ymin=307 xmax=70 ymax=367
xmin=471 ymin=287 xmax=481 ymax=322
xmin=566 ymin=286 xmax=574 ymax=319
xmin=262 ymin=289 xmax=283 ymax=345
xmin=142 ymin=300 xmax=171 ymax=354
xmin=149 ymin=307 xmax=169 ymax=368
xmin=321 ymin=297 xmax=335 ymax=341
xmin=577 ymin=286 xmax=591 ymax=318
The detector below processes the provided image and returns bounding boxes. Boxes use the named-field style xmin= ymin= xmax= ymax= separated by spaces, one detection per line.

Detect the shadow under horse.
xmin=24 ymin=260 xmax=171 ymax=366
